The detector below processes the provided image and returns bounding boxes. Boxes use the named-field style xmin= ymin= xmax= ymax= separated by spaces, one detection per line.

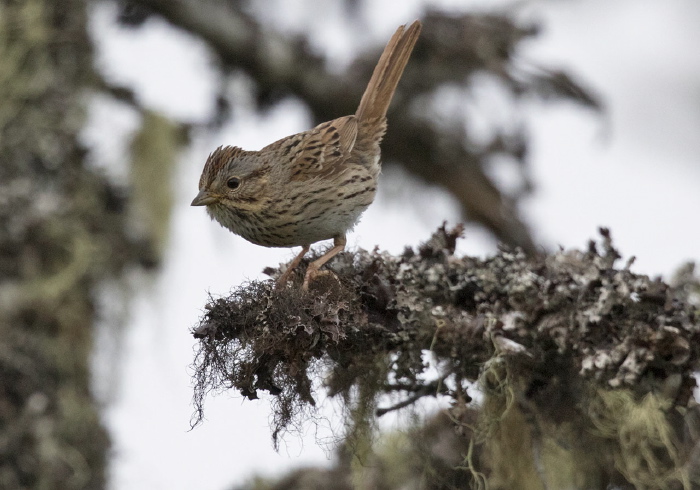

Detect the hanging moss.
xmin=129 ymin=110 xmax=187 ymax=259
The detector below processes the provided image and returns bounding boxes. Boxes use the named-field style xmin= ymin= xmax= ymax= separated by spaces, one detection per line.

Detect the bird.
xmin=191 ymin=20 xmax=422 ymax=289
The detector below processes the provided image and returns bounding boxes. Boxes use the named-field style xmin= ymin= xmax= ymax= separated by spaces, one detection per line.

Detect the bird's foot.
xmin=275 ymin=268 xmax=293 ymax=289
xmin=275 ymin=245 xmax=311 ymax=289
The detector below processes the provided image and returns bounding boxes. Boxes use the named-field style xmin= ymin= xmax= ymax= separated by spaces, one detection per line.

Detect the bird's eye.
xmin=226 ymin=177 xmax=241 ymax=190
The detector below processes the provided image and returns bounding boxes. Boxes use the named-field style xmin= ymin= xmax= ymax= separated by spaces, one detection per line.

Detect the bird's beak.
xmin=191 ymin=189 xmax=218 ymax=206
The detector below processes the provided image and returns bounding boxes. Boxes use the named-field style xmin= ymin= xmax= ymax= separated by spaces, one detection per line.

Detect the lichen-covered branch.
xmin=192 ymin=226 xmax=700 ymax=487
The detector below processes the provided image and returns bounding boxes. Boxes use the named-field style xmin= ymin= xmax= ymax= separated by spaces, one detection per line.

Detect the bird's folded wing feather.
xmin=281 ymin=115 xmax=357 ymax=182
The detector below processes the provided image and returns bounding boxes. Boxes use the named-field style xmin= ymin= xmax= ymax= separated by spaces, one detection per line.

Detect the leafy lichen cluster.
xmin=192 ymin=225 xmax=699 ymax=487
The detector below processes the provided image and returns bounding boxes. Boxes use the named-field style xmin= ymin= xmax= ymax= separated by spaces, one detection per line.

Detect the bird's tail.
xmin=355 ymin=20 xmax=421 ymax=122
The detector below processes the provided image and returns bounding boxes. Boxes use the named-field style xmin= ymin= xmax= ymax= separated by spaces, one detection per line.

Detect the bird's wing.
xmin=263 ymin=116 xmax=357 ymax=182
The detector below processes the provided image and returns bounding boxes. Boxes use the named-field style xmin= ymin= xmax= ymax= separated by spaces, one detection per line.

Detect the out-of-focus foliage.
xmin=0 ymin=0 xmax=155 ymax=487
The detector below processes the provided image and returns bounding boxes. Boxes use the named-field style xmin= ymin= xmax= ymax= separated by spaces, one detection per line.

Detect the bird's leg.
xmin=277 ymin=244 xmax=310 ymax=287
xmin=303 ymin=235 xmax=347 ymax=290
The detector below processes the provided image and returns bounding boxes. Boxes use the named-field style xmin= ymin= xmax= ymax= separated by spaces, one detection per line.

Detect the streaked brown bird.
xmin=191 ymin=21 xmax=422 ymax=289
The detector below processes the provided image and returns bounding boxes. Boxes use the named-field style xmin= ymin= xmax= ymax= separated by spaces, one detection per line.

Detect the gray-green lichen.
xmin=192 ymin=225 xmax=700 ymax=488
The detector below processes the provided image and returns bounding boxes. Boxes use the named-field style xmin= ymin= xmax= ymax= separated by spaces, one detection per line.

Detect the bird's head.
xmin=191 ymin=146 xmax=270 ymax=213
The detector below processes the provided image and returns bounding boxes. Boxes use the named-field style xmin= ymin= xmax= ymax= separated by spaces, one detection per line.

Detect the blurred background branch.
xmin=114 ymin=0 xmax=600 ymax=253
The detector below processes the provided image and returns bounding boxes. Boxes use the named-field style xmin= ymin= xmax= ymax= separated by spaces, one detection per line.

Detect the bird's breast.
xmin=206 ymin=167 xmax=378 ymax=247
